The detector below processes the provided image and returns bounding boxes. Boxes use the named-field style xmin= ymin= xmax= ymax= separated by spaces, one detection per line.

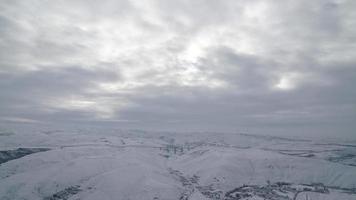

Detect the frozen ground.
xmin=0 ymin=124 xmax=356 ymax=200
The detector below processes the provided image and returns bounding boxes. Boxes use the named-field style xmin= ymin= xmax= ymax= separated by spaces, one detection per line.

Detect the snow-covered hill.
xmin=0 ymin=124 xmax=355 ymax=200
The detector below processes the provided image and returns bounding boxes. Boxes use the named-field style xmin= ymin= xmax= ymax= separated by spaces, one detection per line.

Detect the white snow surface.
xmin=0 ymin=124 xmax=356 ymax=200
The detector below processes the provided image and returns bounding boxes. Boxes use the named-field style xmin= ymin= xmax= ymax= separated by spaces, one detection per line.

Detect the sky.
xmin=0 ymin=0 xmax=356 ymax=137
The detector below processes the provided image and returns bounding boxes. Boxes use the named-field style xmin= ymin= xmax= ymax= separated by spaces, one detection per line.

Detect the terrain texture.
xmin=1 ymin=125 xmax=356 ymax=200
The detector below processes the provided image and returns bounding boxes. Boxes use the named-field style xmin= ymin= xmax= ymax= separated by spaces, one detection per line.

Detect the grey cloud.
xmin=0 ymin=67 xmax=120 ymax=120
xmin=0 ymin=0 xmax=355 ymax=138
xmin=198 ymin=46 xmax=277 ymax=91
xmin=114 ymin=45 xmax=356 ymax=135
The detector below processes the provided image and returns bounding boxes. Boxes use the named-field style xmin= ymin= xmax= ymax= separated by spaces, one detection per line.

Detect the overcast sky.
xmin=0 ymin=0 xmax=355 ymax=137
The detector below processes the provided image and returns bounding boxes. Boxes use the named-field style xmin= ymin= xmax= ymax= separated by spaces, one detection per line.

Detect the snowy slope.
xmin=0 ymin=124 xmax=355 ymax=200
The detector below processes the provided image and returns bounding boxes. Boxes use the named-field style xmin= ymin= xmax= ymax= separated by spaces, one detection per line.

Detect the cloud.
xmin=0 ymin=66 xmax=121 ymax=120
xmin=0 ymin=0 xmax=355 ymax=137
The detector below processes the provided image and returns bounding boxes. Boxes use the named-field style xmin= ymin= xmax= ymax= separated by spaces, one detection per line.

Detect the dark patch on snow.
xmin=0 ymin=131 xmax=14 ymax=136
xmin=169 ymin=168 xmax=222 ymax=200
xmin=239 ymin=133 xmax=311 ymax=142
xmin=0 ymin=148 xmax=50 ymax=165
xmin=43 ymin=185 xmax=81 ymax=200
xmin=278 ymin=151 xmax=316 ymax=158
xmin=315 ymin=143 xmax=356 ymax=148
xmin=263 ymin=147 xmax=356 ymax=167
xmin=327 ymin=153 xmax=356 ymax=162
xmin=328 ymin=186 xmax=356 ymax=194
xmin=41 ymin=130 xmax=64 ymax=135
xmin=224 ymin=182 xmax=333 ymax=200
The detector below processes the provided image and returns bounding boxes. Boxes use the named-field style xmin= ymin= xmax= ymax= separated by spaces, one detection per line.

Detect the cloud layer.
xmin=1 ymin=0 xmax=356 ymax=136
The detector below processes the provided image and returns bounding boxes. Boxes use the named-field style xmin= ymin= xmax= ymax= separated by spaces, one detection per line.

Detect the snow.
xmin=0 ymin=124 xmax=355 ymax=199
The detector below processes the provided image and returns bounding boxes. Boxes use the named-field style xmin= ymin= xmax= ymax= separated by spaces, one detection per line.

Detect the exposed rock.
xmin=0 ymin=148 xmax=50 ymax=165
xmin=43 ymin=185 xmax=81 ymax=200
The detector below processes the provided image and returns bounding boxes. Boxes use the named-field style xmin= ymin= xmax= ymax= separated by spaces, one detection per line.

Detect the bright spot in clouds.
xmin=275 ymin=77 xmax=295 ymax=90
xmin=274 ymin=73 xmax=303 ymax=90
